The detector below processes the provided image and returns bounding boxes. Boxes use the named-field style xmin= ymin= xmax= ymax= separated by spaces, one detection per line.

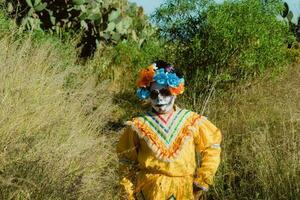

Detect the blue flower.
xmin=136 ymin=88 xmax=150 ymax=100
xmin=153 ymin=69 xmax=168 ymax=85
xmin=156 ymin=68 xmax=165 ymax=74
xmin=167 ymin=73 xmax=180 ymax=88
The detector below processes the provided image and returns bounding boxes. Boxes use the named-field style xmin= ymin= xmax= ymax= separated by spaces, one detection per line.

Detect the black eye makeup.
xmin=150 ymin=88 xmax=172 ymax=99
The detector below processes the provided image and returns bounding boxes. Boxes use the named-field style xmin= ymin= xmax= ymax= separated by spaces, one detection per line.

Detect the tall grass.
xmin=195 ymin=64 xmax=300 ymax=199
xmin=0 ymin=9 xmax=299 ymax=200
xmin=0 ymin=33 xmax=120 ymax=199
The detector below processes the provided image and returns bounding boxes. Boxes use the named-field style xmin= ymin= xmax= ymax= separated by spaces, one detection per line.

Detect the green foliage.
xmin=206 ymin=0 xmax=292 ymax=73
xmin=153 ymin=0 xmax=209 ymax=43
xmin=154 ymin=0 xmax=295 ymax=93
xmin=0 ymin=9 xmax=14 ymax=37
xmin=113 ymin=40 xmax=165 ymax=71
xmin=1 ymin=0 xmax=154 ymax=57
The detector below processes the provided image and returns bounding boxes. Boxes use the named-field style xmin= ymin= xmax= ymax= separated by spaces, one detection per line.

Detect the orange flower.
xmin=169 ymin=82 xmax=184 ymax=95
xmin=137 ymin=64 xmax=155 ymax=87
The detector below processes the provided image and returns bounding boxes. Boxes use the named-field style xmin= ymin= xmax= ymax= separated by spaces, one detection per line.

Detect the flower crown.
xmin=136 ymin=63 xmax=185 ymax=100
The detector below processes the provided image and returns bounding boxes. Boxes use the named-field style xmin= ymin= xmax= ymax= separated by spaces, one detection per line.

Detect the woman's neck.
xmin=152 ymin=107 xmax=175 ymax=115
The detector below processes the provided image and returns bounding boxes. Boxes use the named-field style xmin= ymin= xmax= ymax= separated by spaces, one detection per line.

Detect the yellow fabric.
xmin=116 ymin=111 xmax=221 ymax=200
xmin=117 ymin=126 xmax=139 ymax=200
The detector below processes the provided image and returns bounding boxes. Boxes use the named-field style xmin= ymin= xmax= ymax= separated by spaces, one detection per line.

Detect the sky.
xmin=129 ymin=0 xmax=163 ymax=15
xmin=286 ymin=0 xmax=300 ymax=23
xmin=129 ymin=0 xmax=300 ymax=22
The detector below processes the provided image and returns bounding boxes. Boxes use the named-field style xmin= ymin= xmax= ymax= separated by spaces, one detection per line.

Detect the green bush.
xmin=154 ymin=0 xmax=295 ymax=93
xmin=2 ymin=0 xmax=153 ymax=57
xmin=0 ymin=9 xmax=16 ymax=37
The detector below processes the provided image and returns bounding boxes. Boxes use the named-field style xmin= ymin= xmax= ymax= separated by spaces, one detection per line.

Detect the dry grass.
xmin=198 ymin=62 xmax=300 ymax=199
xmin=0 ymin=14 xmax=299 ymax=200
xmin=0 ymin=35 xmax=120 ymax=199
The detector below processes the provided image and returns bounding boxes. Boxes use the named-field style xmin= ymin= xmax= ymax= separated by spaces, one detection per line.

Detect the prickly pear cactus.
xmin=1 ymin=0 xmax=153 ymax=56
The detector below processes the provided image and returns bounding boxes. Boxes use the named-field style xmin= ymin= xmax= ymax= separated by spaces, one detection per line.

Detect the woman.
xmin=117 ymin=60 xmax=222 ymax=200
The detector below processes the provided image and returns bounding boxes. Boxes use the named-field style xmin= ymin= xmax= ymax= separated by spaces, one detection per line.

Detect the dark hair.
xmin=153 ymin=60 xmax=183 ymax=79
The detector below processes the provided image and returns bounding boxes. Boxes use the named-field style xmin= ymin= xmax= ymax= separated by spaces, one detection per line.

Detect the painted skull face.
xmin=150 ymin=82 xmax=176 ymax=114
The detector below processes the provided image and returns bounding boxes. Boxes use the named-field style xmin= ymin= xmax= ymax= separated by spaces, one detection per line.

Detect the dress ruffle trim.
xmin=126 ymin=112 xmax=205 ymax=162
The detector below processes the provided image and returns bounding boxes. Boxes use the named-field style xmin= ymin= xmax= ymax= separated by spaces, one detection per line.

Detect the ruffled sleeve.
xmin=193 ymin=117 xmax=222 ymax=191
xmin=116 ymin=123 xmax=140 ymax=200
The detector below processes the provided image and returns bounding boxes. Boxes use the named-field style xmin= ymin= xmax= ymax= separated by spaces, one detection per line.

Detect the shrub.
xmin=1 ymin=0 xmax=154 ymax=57
xmin=154 ymin=0 xmax=295 ymax=94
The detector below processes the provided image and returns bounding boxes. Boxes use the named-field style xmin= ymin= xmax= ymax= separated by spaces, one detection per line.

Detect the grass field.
xmin=0 ymin=14 xmax=299 ymax=200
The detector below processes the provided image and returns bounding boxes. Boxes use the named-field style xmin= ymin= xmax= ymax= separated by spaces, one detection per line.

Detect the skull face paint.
xmin=150 ymin=82 xmax=176 ymax=114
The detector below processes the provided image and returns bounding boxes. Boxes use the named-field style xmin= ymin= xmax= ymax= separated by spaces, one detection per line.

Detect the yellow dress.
xmin=117 ymin=107 xmax=222 ymax=200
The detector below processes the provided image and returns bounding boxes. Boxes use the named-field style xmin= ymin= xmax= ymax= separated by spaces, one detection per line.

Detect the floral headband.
xmin=136 ymin=63 xmax=185 ymax=100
